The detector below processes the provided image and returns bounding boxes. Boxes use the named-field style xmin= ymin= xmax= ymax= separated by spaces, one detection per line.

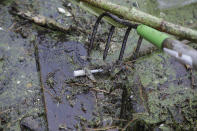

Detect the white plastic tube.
xmin=73 ymin=69 xmax=103 ymax=77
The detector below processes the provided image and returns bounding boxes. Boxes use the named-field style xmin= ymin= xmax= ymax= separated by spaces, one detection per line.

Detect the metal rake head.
xmin=88 ymin=12 xmax=143 ymax=62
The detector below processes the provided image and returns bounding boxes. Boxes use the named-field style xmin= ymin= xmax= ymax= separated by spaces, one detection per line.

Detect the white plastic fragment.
xmin=17 ymin=81 xmax=21 ymax=84
xmin=67 ymin=3 xmax=71 ymax=7
xmin=65 ymin=11 xmax=72 ymax=17
xmin=57 ymin=7 xmax=72 ymax=17
xmin=130 ymin=95 xmax=134 ymax=99
xmin=0 ymin=27 xmax=4 ymax=31
xmin=58 ymin=7 xmax=66 ymax=14
xmin=159 ymin=124 xmax=164 ymax=127
xmin=27 ymin=90 xmax=33 ymax=93
xmin=73 ymin=69 xmax=103 ymax=77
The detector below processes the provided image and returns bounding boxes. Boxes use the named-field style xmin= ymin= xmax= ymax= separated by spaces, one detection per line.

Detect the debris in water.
xmin=73 ymin=68 xmax=103 ymax=77
xmin=57 ymin=7 xmax=72 ymax=17
xmin=0 ymin=27 xmax=4 ymax=31
xmin=17 ymin=81 xmax=21 ymax=84
xmin=58 ymin=7 xmax=66 ymax=14
xmin=11 ymin=9 xmax=72 ymax=32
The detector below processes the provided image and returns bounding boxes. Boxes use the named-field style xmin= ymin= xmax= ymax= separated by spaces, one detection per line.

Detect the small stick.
xmin=12 ymin=10 xmax=72 ymax=32
xmin=0 ymin=108 xmax=11 ymax=115
xmin=86 ymin=126 xmax=121 ymax=131
xmin=122 ymin=118 xmax=137 ymax=131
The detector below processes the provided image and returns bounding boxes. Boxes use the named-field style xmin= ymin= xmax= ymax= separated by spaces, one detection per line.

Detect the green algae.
xmin=125 ymin=51 xmax=197 ymax=129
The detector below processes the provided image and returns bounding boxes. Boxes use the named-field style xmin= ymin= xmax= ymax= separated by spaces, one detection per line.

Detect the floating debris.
xmin=67 ymin=3 xmax=72 ymax=7
xmin=73 ymin=68 xmax=103 ymax=77
xmin=57 ymin=7 xmax=72 ymax=16
xmin=57 ymin=7 xmax=66 ymax=14
xmin=17 ymin=80 xmax=21 ymax=84
xmin=0 ymin=27 xmax=4 ymax=31
xmin=11 ymin=9 xmax=72 ymax=32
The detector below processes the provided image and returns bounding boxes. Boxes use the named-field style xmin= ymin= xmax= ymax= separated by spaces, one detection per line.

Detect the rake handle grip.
xmin=137 ymin=24 xmax=169 ymax=49
xmin=137 ymin=24 xmax=197 ymax=70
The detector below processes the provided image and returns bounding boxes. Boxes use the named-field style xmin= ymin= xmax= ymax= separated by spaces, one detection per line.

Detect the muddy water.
xmin=37 ymin=34 xmax=96 ymax=130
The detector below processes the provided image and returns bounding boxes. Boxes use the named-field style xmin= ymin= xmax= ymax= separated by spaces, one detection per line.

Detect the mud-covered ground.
xmin=0 ymin=0 xmax=197 ymax=130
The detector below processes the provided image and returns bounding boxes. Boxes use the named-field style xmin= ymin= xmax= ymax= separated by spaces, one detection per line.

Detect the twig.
xmin=12 ymin=10 xmax=72 ymax=32
xmin=90 ymin=88 xmax=118 ymax=96
xmin=11 ymin=8 xmax=89 ymax=34
xmin=8 ymin=22 xmax=17 ymax=31
xmin=122 ymin=118 xmax=137 ymax=131
xmin=86 ymin=126 xmax=121 ymax=131
xmin=189 ymin=68 xmax=196 ymax=88
xmin=0 ymin=109 xmax=11 ymax=115
xmin=90 ymin=88 xmax=110 ymax=94
xmin=113 ymin=118 xmax=128 ymax=122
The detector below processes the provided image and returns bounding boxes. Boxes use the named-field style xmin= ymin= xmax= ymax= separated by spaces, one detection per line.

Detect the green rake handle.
xmin=137 ymin=24 xmax=197 ymax=70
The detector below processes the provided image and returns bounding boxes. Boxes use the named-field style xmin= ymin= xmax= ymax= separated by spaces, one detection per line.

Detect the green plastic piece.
xmin=137 ymin=25 xmax=170 ymax=49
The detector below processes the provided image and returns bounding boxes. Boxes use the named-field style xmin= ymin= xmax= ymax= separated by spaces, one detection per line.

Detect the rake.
xmin=87 ymin=12 xmax=197 ymax=70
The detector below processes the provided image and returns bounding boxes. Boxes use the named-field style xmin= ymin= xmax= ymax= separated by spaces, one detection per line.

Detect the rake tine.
xmin=103 ymin=25 xmax=115 ymax=60
xmin=118 ymin=26 xmax=132 ymax=61
xmin=102 ymin=12 xmax=138 ymax=28
xmin=88 ymin=13 xmax=106 ymax=58
xmin=132 ymin=36 xmax=143 ymax=60
xmin=88 ymin=12 xmax=139 ymax=62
